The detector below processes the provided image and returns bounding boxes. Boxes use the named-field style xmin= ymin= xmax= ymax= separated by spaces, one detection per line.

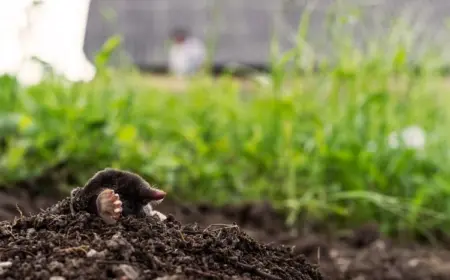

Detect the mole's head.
xmin=83 ymin=168 xmax=166 ymax=216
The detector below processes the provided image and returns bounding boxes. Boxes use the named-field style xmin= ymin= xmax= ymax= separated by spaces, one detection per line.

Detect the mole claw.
xmin=96 ymin=188 xmax=123 ymax=225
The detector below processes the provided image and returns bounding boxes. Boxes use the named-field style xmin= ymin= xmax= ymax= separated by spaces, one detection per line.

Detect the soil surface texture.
xmin=2 ymin=188 xmax=450 ymax=280
xmin=0 ymin=198 xmax=321 ymax=280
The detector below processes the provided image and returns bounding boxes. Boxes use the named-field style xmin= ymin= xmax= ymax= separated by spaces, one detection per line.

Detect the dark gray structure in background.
xmin=83 ymin=0 xmax=450 ymax=70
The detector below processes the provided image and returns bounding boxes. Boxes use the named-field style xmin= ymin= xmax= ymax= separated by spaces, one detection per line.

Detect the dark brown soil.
xmin=0 ymin=192 xmax=320 ymax=280
xmin=2 ymin=189 xmax=450 ymax=280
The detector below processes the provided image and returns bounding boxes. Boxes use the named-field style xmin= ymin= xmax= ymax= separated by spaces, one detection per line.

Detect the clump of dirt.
xmin=0 ymin=209 xmax=322 ymax=280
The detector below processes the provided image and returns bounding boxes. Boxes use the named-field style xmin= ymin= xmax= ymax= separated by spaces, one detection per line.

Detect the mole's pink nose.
xmin=140 ymin=187 xmax=166 ymax=201
xmin=152 ymin=189 xmax=166 ymax=200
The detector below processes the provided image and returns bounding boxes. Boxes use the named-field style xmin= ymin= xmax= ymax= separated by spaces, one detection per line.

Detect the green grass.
xmin=1 ymin=6 xmax=450 ymax=239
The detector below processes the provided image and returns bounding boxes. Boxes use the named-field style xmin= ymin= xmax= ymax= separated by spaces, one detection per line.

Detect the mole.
xmin=43 ymin=168 xmax=167 ymax=224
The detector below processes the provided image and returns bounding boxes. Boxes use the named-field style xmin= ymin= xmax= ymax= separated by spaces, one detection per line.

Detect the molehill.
xmin=0 ymin=203 xmax=322 ymax=280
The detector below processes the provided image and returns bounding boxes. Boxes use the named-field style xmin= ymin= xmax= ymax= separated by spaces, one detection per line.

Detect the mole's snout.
xmin=139 ymin=187 xmax=166 ymax=203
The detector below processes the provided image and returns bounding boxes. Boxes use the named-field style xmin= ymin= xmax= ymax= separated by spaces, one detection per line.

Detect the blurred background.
xmin=1 ymin=0 xmax=450 ymax=241
xmin=84 ymin=0 xmax=450 ymax=73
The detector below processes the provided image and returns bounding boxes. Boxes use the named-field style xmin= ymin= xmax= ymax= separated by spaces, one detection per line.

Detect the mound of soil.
xmin=157 ymin=201 xmax=450 ymax=280
xmin=2 ymin=188 xmax=450 ymax=280
xmin=0 ymin=208 xmax=321 ymax=280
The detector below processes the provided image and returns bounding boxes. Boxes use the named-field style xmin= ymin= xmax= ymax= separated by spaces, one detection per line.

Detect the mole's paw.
xmin=96 ymin=188 xmax=122 ymax=224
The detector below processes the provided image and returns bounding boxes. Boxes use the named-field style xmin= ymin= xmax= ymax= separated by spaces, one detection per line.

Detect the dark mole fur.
xmin=43 ymin=168 xmax=159 ymax=218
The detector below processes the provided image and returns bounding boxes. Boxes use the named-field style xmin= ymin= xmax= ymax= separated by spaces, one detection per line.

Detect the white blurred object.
xmin=0 ymin=1 xmax=30 ymax=75
xmin=168 ymin=29 xmax=206 ymax=77
xmin=253 ymin=74 xmax=272 ymax=87
xmin=0 ymin=0 xmax=96 ymax=86
xmin=366 ymin=125 xmax=426 ymax=152
xmin=26 ymin=0 xmax=96 ymax=82
xmin=388 ymin=125 xmax=426 ymax=150
xmin=16 ymin=59 xmax=45 ymax=86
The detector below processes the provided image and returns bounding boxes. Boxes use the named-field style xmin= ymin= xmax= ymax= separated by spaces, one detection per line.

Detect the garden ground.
xmin=1 ymin=184 xmax=450 ymax=280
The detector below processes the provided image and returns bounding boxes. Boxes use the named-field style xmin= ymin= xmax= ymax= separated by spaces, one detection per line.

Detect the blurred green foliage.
xmin=1 ymin=8 xmax=450 ymax=238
